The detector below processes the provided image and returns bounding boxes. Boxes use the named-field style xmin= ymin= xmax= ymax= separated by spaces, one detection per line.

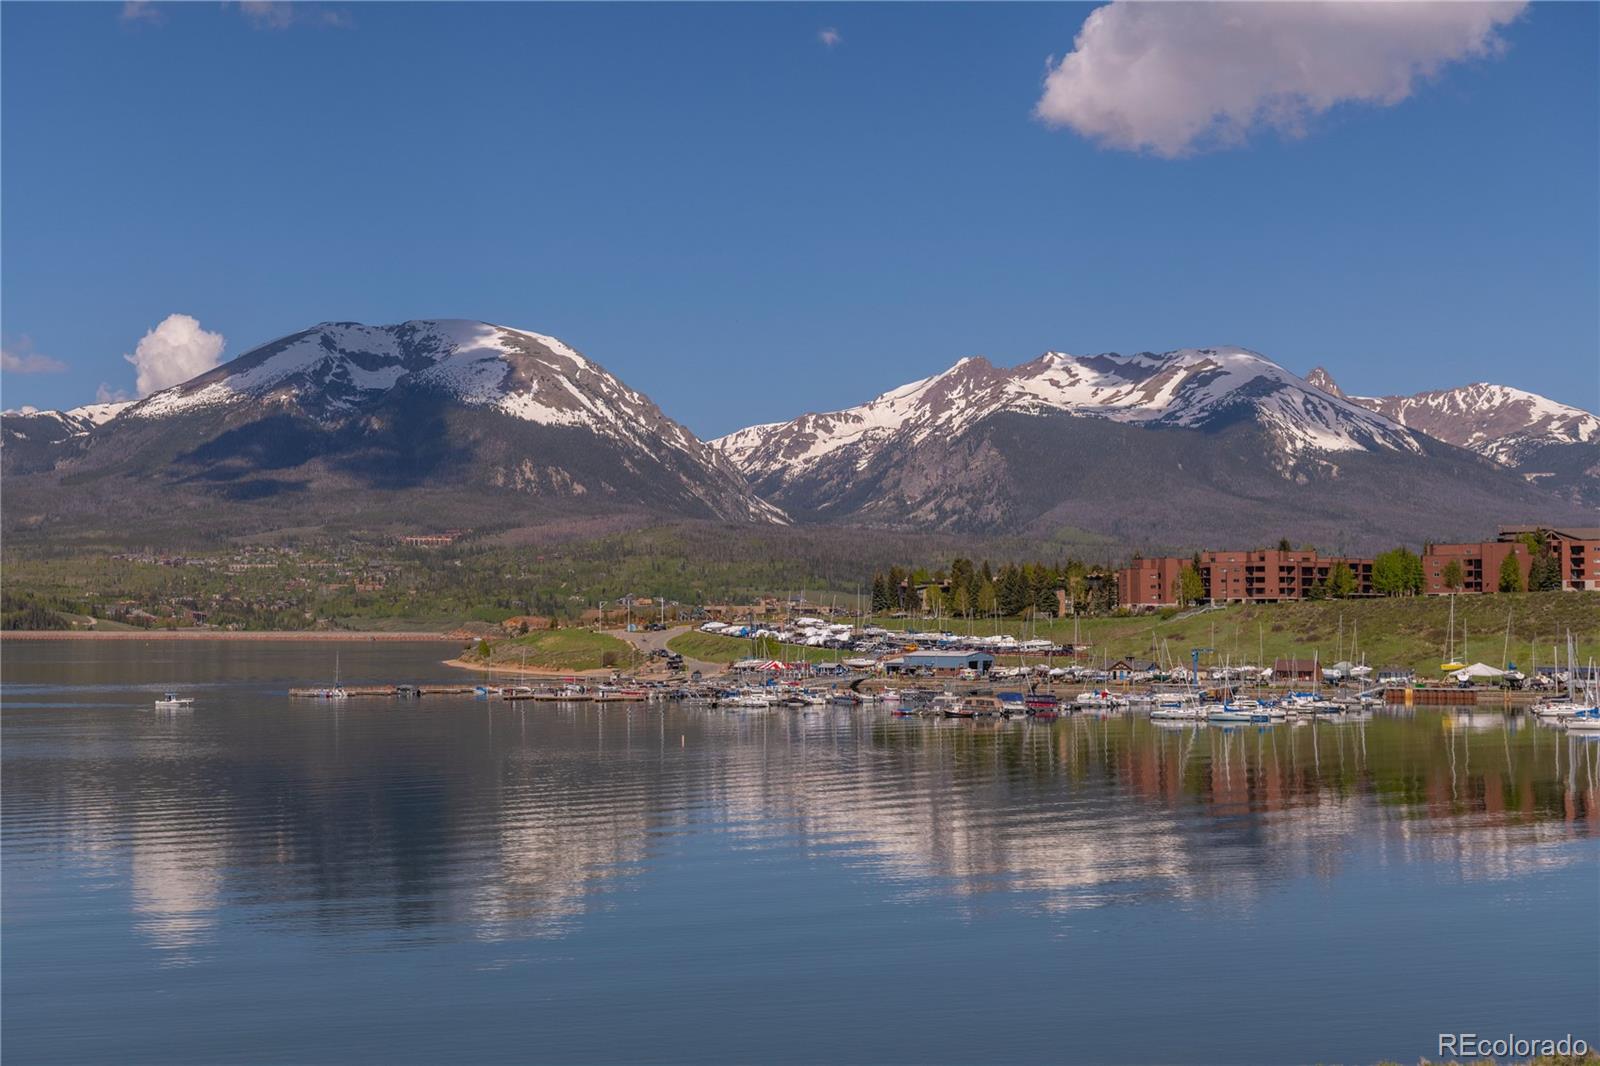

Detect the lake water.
xmin=4 ymin=639 xmax=1596 ymax=1064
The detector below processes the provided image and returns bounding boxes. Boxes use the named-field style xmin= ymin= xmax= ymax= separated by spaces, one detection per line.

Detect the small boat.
xmin=501 ymin=686 xmax=537 ymax=701
xmin=1564 ymin=708 xmax=1600 ymax=732
xmin=1149 ymin=694 xmax=1202 ymax=720
xmin=1532 ymin=701 xmax=1587 ymax=720
xmin=932 ymin=692 xmax=968 ymax=717
xmin=1023 ymin=692 xmax=1060 ymax=712
xmin=1205 ymin=706 xmax=1254 ymax=723
xmin=960 ymin=695 xmax=1005 ymax=718
xmin=154 ymin=691 xmax=194 ymax=709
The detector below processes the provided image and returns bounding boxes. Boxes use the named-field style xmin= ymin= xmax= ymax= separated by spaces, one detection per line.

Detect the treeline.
xmin=0 ymin=590 xmax=72 ymax=630
xmin=870 ymin=558 xmax=1114 ymax=618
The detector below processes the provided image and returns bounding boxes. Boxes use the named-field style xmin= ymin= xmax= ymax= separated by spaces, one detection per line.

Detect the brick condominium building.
xmin=1421 ymin=540 xmax=1529 ymax=594
xmin=1498 ymin=526 xmax=1600 ymax=591
xmin=1114 ymin=557 xmax=1186 ymax=608
xmin=1114 ymin=549 xmax=1372 ymax=607
xmin=1114 ymin=527 xmax=1600 ymax=608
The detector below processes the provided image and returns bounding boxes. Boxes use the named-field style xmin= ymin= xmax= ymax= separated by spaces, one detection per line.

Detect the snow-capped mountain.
xmin=715 ymin=347 xmax=1426 ymax=487
xmin=1308 ymin=371 xmax=1600 ymax=506
xmin=0 ymin=401 xmax=134 ymax=474
xmin=1345 ymin=382 xmax=1598 ymax=464
xmin=4 ymin=320 xmax=782 ymax=530
xmin=711 ymin=346 xmax=1585 ymax=546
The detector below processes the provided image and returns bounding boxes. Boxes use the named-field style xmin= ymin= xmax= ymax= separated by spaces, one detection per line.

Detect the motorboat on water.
xmin=958 ymin=695 xmax=1005 ymax=718
xmin=1149 ymin=694 xmax=1203 ymax=720
xmin=931 ymin=692 xmax=966 ymax=717
xmin=154 ymin=691 xmax=194 ymax=709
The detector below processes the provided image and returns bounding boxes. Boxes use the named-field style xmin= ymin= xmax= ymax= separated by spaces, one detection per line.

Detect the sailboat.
xmin=1536 ymin=634 xmax=1600 ymax=726
xmin=308 ymin=651 xmax=349 ymax=700
xmin=1440 ymin=595 xmax=1466 ymax=673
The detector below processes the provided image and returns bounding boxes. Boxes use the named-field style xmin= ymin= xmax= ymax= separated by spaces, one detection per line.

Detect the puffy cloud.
xmin=1 ymin=338 xmax=67 ymax=374
xmin=819 ymin=27 xmax=841 ymax=48
xmin=1035 ymin=1 xmax=1528 ymax=158
xmin=124 ymin=314 xmax=226 ymax=397
xmin=96 ymin=383 xmax=132 ymax=404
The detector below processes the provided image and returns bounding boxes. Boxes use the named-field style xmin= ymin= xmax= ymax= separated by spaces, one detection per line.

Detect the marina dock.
xmin=288 ymin=684 xmax=479 ymax=698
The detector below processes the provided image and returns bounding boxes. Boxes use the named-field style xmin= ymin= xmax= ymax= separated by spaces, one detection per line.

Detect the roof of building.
xmin=899 ymin=650 xmax=995 ymax=664
xmin=1500 ymin=525 xmax=1600 ymax=541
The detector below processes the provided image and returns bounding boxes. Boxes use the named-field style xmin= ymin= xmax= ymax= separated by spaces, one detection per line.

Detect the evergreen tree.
xmin=976 ymin=580 xmax=997 ymax=616
xmin=871 ymin=573 xmax=891 ymax=613
xmin=1497 ymin=553 xmax=1524 ymax=593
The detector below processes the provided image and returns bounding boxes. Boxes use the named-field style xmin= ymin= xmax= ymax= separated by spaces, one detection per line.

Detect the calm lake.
xmin=3 ymin=639 xmax=1596 ymax=1064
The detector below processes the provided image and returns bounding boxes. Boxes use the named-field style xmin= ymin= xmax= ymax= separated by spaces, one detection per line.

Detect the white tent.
xmin=1452 ymin=662 xmax=1506 ymax=682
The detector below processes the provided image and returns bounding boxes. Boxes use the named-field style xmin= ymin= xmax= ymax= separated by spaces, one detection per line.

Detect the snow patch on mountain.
xmin=715 ymin=346 xmax=1426 ymax=482
xmin=1345 ymin=381 xmax=1600 ymax=467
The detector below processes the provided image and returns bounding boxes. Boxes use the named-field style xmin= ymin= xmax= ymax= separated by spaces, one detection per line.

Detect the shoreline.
xmin=440 ymin=657 xmax=628 ymax=678
xmin=2 ymin=630 xmax=465 ymax=642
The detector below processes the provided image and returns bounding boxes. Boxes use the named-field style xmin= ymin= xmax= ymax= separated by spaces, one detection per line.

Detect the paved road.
xmin=614 ymin=625 xmax=719 ymax=677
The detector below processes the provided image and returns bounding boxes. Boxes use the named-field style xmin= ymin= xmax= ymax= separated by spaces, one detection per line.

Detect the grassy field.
xmin=864 ymin=591 xmax=1598 ymax=675
xmin=667 ymin=631 xmax=856 ymax=665
xmin=464 ymin=628 xmax=641 ymax=672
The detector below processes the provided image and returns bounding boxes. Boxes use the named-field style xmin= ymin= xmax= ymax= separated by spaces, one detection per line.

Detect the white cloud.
xmin=1 ymin=338 xmax=67 ymax=374
xmin=238 ymin=1 xmax=296 ymax=29
xmin=236 ymin=1 xmax=351 ymax=30
xmin=97 ymin=383 xmax=132 ymax=404
xmin=124 ymin=314 xmax=226 ymax=397
xmin=819 ymin=27 xmax=841 ymax=48
xmin=1035 ymin=1 xmax=1528 ymax=158
xmin=120 ymin=1 xmax=163 ymax=25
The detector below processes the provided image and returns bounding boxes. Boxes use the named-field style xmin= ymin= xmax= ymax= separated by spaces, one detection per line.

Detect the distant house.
xmin=1106 ymin=657 xmax=1160 ymax=680
xmin=1274 ymin=658 xmax=1320 ymax=681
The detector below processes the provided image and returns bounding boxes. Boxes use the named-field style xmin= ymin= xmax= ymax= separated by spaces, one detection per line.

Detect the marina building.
xmin=882 ymin=650 xmax=995 ymax=676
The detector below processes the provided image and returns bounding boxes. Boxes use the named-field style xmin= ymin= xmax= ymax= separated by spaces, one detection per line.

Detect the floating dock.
xmin=288 ymin=684 xmax=479 ymax=698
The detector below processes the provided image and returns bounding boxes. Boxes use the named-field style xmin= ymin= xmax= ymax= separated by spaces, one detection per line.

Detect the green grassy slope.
xmin=872 ymin=592 xmax=1599 ymax=675
xmin=462 ymin=628 xmax=640 ymax=672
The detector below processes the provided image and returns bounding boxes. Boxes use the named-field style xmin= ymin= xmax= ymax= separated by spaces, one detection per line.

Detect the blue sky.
xmin=2 ymin=2 xmax=1596 ymax=435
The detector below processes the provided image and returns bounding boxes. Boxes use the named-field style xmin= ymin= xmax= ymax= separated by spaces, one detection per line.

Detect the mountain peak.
xmin=713 ymin=344 xmax=1429 ymax=503
xmin=1305 ymin=366 xmax=1343 ymax=397
xmin=6 ymin=319 xmax=784 ymax=526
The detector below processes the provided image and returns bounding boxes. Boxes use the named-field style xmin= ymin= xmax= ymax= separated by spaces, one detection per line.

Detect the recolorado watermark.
xmin=1438 ymin=1032 xmax=1587 ymax=1059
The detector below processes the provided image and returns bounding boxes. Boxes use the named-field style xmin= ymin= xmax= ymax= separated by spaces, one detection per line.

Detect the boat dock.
xmin=288 ymin=684 xmax=479 ymax=698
